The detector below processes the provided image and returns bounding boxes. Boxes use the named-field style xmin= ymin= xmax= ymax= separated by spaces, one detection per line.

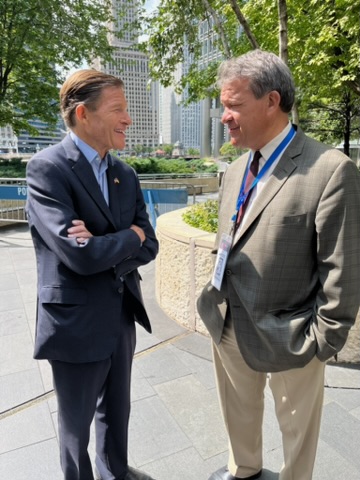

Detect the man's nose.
xmin=126 ymin=113 xmax=132 ymax=126
xmin=221 ymin=108 xmax=232 ymax=124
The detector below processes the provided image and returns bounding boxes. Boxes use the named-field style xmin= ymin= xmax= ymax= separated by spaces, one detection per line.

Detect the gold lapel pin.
xmin=114 ymin=177 xmax=120 ymax=184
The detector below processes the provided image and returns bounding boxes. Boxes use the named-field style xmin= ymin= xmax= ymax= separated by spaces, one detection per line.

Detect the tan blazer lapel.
xmin=237 ymin=153 xmax=297 ymax=239
xmin=235 ymin=128 xmax=307 ymax=243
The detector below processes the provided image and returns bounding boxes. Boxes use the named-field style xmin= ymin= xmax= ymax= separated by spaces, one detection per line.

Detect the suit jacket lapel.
xmin=106 ymin=158 xmax=122 ymax=228
xmin=238 ymin=154 xmax=297 ymax=239
xmin=61 ymin=135 xmax=117 ymax=228
xmin=233 ymin=127 xmax=305 ymax=243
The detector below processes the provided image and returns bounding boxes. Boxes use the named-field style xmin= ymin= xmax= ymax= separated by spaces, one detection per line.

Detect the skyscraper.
xmin=93 ymin=0 xmax=159 ymax=154
xmin=158 ymin=16 xmax=224 ymax=156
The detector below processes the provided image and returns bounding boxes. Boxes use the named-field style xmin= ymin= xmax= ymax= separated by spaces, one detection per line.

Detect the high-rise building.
xmin=93 ymin=0 xmax=159 ymax=154
xmin=0 ymin=118 xmax=65 ymax=156
xmin=158 ymin=16 xmax=225 ymax=156
xmin=0 ymin=125 xmax=18 ymax=154
xmin=17 ymin=118 xmax=65 ymax=154
xmin=158 ymin=45 xmax=201 ymax=152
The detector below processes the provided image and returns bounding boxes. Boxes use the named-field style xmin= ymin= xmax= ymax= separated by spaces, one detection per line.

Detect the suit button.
xmin=226 ymin=269 xmax=232 ymax=276
xmin=118 ymin=285 xmax=124 ymax=294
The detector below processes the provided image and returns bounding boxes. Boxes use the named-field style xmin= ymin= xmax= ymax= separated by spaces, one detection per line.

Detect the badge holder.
xmin=211 ymin=233 xmax=232 ymax=291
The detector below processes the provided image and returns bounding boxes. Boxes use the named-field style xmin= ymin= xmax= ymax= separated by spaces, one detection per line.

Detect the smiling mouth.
xmin=115 ymin=129 xmax=125 ymax=135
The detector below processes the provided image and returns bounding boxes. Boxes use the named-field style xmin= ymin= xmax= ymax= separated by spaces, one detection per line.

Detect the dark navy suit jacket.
xmin=26 ymin=135 xmax=158 ymax=363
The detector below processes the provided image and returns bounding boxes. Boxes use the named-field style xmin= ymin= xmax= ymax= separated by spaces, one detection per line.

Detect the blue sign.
xmin=0 ymin=185 xmax=28 ymax=200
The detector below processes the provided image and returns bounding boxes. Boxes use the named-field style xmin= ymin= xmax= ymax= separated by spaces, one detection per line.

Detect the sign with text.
xmin=0 ymin=185 xmax=28 ymax=200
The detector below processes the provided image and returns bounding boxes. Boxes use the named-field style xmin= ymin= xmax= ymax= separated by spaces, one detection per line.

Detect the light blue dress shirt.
xmin=70 ymin=131 xmax=109 ymax=205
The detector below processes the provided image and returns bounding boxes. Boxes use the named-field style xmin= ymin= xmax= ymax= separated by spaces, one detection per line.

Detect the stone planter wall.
xmin=155 ymin=208 xmax=215 ymax=335
xmin=155 ymin=208 xmax=360 ymax=364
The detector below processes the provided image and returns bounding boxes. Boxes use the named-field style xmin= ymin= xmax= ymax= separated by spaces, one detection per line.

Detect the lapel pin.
xmin=114 ymin=177 xmax=120 ymax=184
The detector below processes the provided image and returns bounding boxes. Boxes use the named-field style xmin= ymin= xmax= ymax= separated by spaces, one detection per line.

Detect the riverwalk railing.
xmin=0 ymin=177 xmax=198 ymax=226
xmin=0 ymin=178 xmax=27 ymax=223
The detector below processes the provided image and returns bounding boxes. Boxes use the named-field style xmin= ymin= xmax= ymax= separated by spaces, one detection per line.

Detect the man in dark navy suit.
xmin=26 ymin=70 xmax=158 ymax=480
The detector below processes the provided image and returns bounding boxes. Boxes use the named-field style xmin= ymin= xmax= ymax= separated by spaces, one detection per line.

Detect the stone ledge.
xmin=155 ymin=209 xmax=360 ymax=364
xmin=155 ymin=208 xmax=215 ymax=335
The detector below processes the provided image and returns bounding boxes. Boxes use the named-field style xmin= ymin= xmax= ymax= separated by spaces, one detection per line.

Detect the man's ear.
xmin=268 ymin=90 xmax=281 ymax=110
xmin=74 ymin=104 xmax=87 ymax=123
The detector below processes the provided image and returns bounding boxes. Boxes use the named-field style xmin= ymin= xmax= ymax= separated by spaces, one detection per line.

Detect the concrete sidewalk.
xmin=0 ymin=223 xmax=359 ymax=480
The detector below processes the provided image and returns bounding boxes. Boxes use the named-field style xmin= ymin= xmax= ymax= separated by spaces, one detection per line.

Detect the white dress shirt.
xmin=235 ymin=122 xmax=294 ymax=239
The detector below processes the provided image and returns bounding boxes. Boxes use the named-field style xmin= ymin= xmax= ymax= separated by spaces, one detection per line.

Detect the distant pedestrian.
xmin=198 ymin=49 xmax=360 ymax=480
xmin=26 ymin=69 xmax=158 ymax=480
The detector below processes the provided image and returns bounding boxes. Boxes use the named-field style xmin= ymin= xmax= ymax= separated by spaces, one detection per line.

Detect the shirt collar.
xmin=69 ymin=131 xmax=108 ymax=167
xmin=255 ymin=122 xmax=292 ymax=162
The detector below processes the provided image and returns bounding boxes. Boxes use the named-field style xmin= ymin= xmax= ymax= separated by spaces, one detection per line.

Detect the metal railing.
xmin=138 ymin=173 xmax=216 ymax=180
xmin=0 ymin=178 xmax=27 ymax=223
xmin=0 ymin=178 xmax=195 ymax=225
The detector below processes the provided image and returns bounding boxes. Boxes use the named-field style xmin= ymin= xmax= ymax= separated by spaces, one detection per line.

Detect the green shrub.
xmin=0 ymin=158 xmax=27 ymax=177
xmin=120 ymin=156 xmax=218 ymax=174
xmin=182 ymin=200 xmax=218 ymax=233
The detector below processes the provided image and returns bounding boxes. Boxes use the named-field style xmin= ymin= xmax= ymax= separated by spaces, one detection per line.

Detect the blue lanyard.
xmin=231 ymin=126 xmax=296 ymax=224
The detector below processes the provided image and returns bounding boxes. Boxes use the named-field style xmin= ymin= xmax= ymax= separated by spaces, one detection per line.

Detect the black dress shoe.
xmin=208 ymin=465 xmax=262 ymax=480
xmin=124 ymin=466 xmax=156 ymax=480
xmin=95 ymin=466 xmax=155 ymax=480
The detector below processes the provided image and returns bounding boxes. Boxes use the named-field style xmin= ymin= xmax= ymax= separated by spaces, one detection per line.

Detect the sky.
xmin=144 ymin=0 xmax=159 ymax=12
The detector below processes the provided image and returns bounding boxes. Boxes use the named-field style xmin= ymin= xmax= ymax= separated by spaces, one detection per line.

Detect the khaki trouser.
xmin=212 ymin=318 xmax=325 ymax=480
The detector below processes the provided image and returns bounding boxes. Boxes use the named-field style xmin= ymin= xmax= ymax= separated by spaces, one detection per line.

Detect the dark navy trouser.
xmin=50 ymin=313 xmax=136 ymax=480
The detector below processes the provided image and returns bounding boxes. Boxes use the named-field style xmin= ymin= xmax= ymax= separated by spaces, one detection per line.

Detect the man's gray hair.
xmin=217 ymin=49 xmax=295 ymax=113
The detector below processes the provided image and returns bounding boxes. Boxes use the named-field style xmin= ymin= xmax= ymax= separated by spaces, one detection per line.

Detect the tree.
xmin=160 ymin=143 xmax=174 ymax=156
xmin=187 ymin=147 xmax=200 ymax=155
xmin=139 ymin=0 xmax=360 ymax=152
xmin=301 ymin=91 xmax=360 ymax=154
xmin=0 ymin=0 xmax=114 ymax=132
xmin=219 ymin=141 xmax=241 ymax=159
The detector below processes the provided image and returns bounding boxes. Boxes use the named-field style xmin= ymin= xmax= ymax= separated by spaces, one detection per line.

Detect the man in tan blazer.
xmin=197 ymin=50 xmax=360 ymax=480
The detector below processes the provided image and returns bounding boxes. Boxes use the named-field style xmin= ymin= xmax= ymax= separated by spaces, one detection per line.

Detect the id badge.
xmin=211 ymin=233 xmax=232 ymax=291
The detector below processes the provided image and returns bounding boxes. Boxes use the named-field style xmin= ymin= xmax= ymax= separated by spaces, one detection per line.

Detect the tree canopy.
xmin=139 ymin=0 xmax=360 ymax=148
xmin=0 ymin=0 xmax=114 ymax=132
xmin=141 ymin=0 xmax=360 ymax=99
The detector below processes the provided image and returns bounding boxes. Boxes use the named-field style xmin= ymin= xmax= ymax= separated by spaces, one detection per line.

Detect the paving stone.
xmin=172 ymin=330 xmax=213 ymax=362
xmin=0 ymin=402 xmax=55 ymax=454
xmin=1 ymin=225 xmax=360 ymax=480
xmin=0 ymin=289 xmax=24 ymax=313
xmin=47 ymin=395 xmax=58 ymax=414
xmin=0 ymin=367 xmax=44 ymax=413
xmin=203 ymin=450 xmax=231 ymax=477
xmin=154 ymin=374 xmax=227 ymax=459
xmin=320 ymin=401 xmax=360 ymax=471
xmin=325 ymin=364 xmax=360 ymax=389
xmin=16 ymin=269 xmax=37 ymax=304
xmin=313 ymin=438 xmax=360 ymax=479
xmin=0 ymin=272 xmax=19 ymax=291
xmin=131 ymin=363 xmax=156 ymax=401
xmin=9 ymin=247 xmax=36 ymax=270
xmin=0 ymin=248 xmax=11 ymax=262
xmin=37 ymin=358 xmax=54 ymax=392
xmin=141 ymin=447 xmax=219 ymax=480
xmin=0 ymin=331 xmax=37 ymax=376
xmin=134 ymin=344 xmax=192 ymax=386
xmin=24 ymin=301 xmax=36 ymax=341
xmin=171 ymin=344 xmax=216 ymax=390
xmin=139 ymin=263 xmax=186 ymax=342
xmin=0 ymin=309 xmax=28 ymax=337
xmin=351 ymin=404 xmax=360 ymax=420
xmin=128 ymin=395 xmax=191 ymax=466
xmin=15 ymin=266 xmax=36 ymax=288
xmin=324 ymin=385 xmax=360 ymax=411
xmin=0 ymin=438 xmax=63 ymax=480
xmin=135 ymin=325 xmax=164 ymax=354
